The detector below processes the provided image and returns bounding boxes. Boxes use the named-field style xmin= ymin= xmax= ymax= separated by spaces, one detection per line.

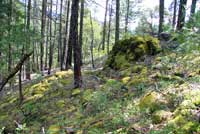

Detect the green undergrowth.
xmin=1 ymin=39 xmax=200 ymax=133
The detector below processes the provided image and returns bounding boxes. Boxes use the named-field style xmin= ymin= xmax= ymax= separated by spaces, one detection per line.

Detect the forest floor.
xmin=0 ymin=45 xmax=200 ymax=134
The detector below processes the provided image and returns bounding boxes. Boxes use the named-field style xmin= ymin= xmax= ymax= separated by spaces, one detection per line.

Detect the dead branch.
xmin=0 ymin=51 xmax=33 ymax=92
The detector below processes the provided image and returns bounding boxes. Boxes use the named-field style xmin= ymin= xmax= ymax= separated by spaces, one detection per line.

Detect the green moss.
xmin=105 ymin=35 xmax=161 ymax=70
xmin=139 ymin=92 xmax=158 ymax=111
xmin=55 ymin=70 xmax=73 ymax=78
xmin=82 ymin=89 xmax=93 ymax=102
xmin=72 ymin=88 xmax=82 ymax=96
xmin=48 ymin=125 xmax=61 ymax=134
xmin=56 ymin=100 xmax=66 ymax=108
xmin=128 ymin=76 xmax=147 ymax=86
xmin=139 ymin=92 xmax=166 ymax=112
xmin=127 ymin=67 xmax=148 ymax=86
xmin=122 ymin=77 xmax=131 ymax=84
xmin=152 ymin=110 xmax=172 ymax=124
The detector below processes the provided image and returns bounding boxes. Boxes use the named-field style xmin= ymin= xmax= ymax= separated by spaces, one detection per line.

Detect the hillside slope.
xmin=0 ymin=37 xmax=200 ymax=134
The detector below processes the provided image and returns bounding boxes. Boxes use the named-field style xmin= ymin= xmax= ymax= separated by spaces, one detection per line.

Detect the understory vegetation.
xmin=1 ymin=31 xmax=200 ymax=134
xmin=1 ymin=0 xmax=200 ymax=134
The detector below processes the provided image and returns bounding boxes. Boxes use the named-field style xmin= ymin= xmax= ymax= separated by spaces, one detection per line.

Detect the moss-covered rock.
xmin=48 ymin=125 xmax=61 ymax=134
xmin=139 ymin=91 xmax=167 ymax=112
xmin=105 ymin=35 xmax=161 ymax=70
xmin=72 ymin=88 xmax=82 ymax=96
xmin=127 ymin=67 xmax=148 ymax=86
xmin=122 ymin=77 xmax=131 ymax=84
xmin=152 ymin=110 xmax=172 ymax=124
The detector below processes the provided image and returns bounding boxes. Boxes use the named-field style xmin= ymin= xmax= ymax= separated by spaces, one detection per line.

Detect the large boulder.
xmin=105 ymin=35 xmax=161 ymax=70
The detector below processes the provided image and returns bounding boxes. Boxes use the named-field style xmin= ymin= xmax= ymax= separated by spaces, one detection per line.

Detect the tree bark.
xmin=107 ymin=3 xmax=113 ymax=54
xmin=62 ymin=0 xmax=70 ymax=71
xmin=25 ymin=0 xmax=31 ymax=80
xmin=172 ymin=0 xmax=177 ymax=29
xmin=59 ymin=0 xmax=63 ymax=70
xmin=125 ymin=0 xmax=129 ymax=33
xmin=102 ymin=0 xmax=109 ymax=50
xmin=69 ymin=0 xmax=82 ymax=88
xmin=177 ymin=0 xmax=187 ymax=30
xmin=18 ymin=67 xmax=23 ymax=104
xmin=8 ymin=0 xmax=12 ymax=74
xmin=158 ymin=0 xmax=164 ymax=35
xmin=189 ymin=0 xmax=197 ymax=21
xmin=66 ymin=0 xmax=73 ymax=70
xmin=40 ymin=0 xmax=47 ymax=72
xmin=45 ymin=4 xmax=50 ymax=70
xmin=48 ymin=0 xmax=57 ymax=74
xmin=90 ymin=12 xmax=95 ymax=68
xmin=115 ymin=0 xmax=120 ymax=44
xmin=79 ymin=0 xmax=84 ymax=65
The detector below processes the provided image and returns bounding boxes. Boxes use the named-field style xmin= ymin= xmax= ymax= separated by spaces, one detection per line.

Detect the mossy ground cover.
xmin=1 ymin=36 xmax=200 ymax=134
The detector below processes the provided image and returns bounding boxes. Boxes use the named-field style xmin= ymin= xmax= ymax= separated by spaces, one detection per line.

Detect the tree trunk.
xmin=107 ymin=3 xmax=113 ymax=54
xmin=45 ymin=4 xmax=50 ymax=70
xmin=158 ymin=0 xmax=164 ymax=35
xmin=102 ymin=0 xmax=109 ymax=50
xmin=18 ymin=67 xmax=23 ymax=104
xmin=62 ymin=0 xmax=70 ymax=71
xmin=66 ymin=0 xmax=73 ymax=70
xmin=177 ymin=0 xmax=187 ymax=30
xmin=90 ymin=12 xmax=95 ymax=68
xmin=125 ymin=0 xmax=129 ymax=33
xmin=69 ymin=0 xmax=82 ymax=88
xmin=25 ymin=0 xmax=31 ymax=80
xmin=79 ymin=0 xmax=84 ymax=65
xmin=172 ymin=0 xmax=177 ymax=29
xmin=59 ymin=0 xmax=63 ymax=70
xmin=189 ymin=0 xmax=197 ymax=22
xmin=8 ymin=0 xmax=12 ymax=74
xmin=48 ymin=0 xmax=56 ymax=75
xmin=40 ymin=0 xmax=47 ymax=72
xmin=115 ymin=0 xmax=120 ymax=44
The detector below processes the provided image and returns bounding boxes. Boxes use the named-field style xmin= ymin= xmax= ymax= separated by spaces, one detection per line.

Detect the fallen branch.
xmin=0 ymin=51 xmax=33 ymax=92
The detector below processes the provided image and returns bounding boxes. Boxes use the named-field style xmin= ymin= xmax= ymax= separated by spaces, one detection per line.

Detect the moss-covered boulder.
xmin=105 ymin=35 xmax=161 ymax=70
xmin=139 ymin=91 xmax=167 ymax=112
xmin=152 ymin=110 xmax=172 ymax=124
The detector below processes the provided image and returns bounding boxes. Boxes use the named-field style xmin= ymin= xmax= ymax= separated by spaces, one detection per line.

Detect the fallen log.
xmin=0 ymin=51 xmax=33 ymax=92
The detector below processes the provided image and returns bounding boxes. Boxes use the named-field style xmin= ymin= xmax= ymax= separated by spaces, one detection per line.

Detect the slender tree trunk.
xmin=45 ymin=5 xmax=50 ymax=70
xmin=35 ymin=42 xmax=39 ymax=70
xmin=125 ymin=0 xmax=129 ymax=33
xmin=172 ymin=0 xmax=177 ymax=29
xmin=158 ymin=0 xmax=164 ymax=35
xmin=59 ymin=0 xmax=63 ymax=70
xmin=79 ymin=0 xmax=84 ymax=65
xmin=115 ymin=0 xmax=120 ymax=44
xmin=33 ymin=0 xmax=39 ymax=71
xmin=62 ymin=0 xmax=70 ymax=71
xmin=40 ymin=0 xmax=47 ymax=72
xmin=102 ymin=0 xmax=109 ymax=50
xmin=69 ymin=0 xmax=82 ymax=88
xmin=189 ymin=0 xmax=197 ymax=22
xmin=107 ymin=3 xmax=113 ymax=54
xmin=25 ymin=0 xmax=31 ymax=80
xmin=177 ymin=0 xmax=187 ymax=30
xmin=66 ymin=0 xmax=73 ymax=70
xmin=8 ymin=0 xmax=12 ymax=73
xmin=90 ymin=12 xmax=95 ymax=68
xmin=48 ymin=0 xmax=55 ymax=75
xmin=19 ymin=67 xmax=23 ymax=104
